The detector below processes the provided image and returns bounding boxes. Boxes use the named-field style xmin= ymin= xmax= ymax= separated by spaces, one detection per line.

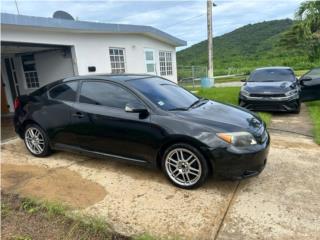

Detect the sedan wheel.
xmin=163 ymin=144 xmax=209 ymax=189
xmin=24 ymin=124 xmax=51 ymax=157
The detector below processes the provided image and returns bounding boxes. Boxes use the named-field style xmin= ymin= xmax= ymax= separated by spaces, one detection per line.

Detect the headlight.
xmin=217 ymin=132 xmax=257 ymax=147
xmin=285 ymin=89 xmax=298 ymax=96
xmin=240 ymin=89 xmax=250 ymax=97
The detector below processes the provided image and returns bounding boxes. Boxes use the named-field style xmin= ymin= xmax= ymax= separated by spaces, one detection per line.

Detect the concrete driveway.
xmin=1 ymin=108 xmax=320 ymax=239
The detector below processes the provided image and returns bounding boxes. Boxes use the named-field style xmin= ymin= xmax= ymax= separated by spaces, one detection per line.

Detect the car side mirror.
xmin=125 ymin=103 xmax=149 ymax=118
xmin=240 ymin=79 xmax=246 ymax=82
xmin=300 ymin=76 xmax=312 ymax=82
xmin=300 ymin=76 xmax=312 ymax=85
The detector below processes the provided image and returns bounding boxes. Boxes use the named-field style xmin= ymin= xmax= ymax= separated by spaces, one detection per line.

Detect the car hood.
xmin=243 ymin=81 xmax=296 ymax=94
xmin=174 ymin=100 xmax=264 ymax=134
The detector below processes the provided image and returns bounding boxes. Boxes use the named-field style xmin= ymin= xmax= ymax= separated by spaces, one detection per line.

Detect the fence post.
xmin=192 ymin=65 xmax=195 ymax=89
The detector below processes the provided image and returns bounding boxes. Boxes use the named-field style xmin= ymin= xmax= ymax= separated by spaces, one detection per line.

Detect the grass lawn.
xmin=294 ymin=69 xmax=308 ymax=77
xmin=305 ymin=101 xmax=320 ymax=144
xmin=1 ymin=192 xmax=154 ymax=240
xmin=196 ymin=87 xmax=272 ymax=126
xmin=214 ymin=75 xmax=246 ymax=83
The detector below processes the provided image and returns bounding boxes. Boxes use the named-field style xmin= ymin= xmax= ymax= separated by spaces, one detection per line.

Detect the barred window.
xmin=159 ymin=51 xmax=173 ymax=76
xmin=21 ymin=54 xmax=40 ymax=89
xmin=109 ymin=48 xmax=126 ymax=74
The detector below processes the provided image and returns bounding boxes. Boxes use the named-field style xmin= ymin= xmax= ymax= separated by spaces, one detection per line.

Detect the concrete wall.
xmin=2 ymin=26 xmax=177 ymax=82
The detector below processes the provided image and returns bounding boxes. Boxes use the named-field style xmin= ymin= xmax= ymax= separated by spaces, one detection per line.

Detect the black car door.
xmin=70 ymin=80 xmax=160 ymax=164
xmin=300 ymin=68 xmax=320 ymax=102
xmin=44 ymin=81 xmax=79 ymax=146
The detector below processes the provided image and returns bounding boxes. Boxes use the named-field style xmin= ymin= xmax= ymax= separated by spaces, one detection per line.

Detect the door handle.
xmin=72 ymin=112 xmax=85 ymax=118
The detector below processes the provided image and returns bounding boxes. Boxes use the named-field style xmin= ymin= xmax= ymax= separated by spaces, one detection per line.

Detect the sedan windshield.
xmin=304 ymin=68 xmax=320 ymax=79
xmin=127 ymin=77 xmax=199 ymax=110
xmin=249 ymin=69 xmax=295 ymax=82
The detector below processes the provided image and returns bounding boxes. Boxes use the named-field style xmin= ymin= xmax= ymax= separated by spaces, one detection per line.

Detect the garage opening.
xmin=1 ymin=41 xmax=77 ymax=114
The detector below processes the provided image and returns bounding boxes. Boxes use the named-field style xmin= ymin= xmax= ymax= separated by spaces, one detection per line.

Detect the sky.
xmin=1 ymin=0 xmax=304 ymax=50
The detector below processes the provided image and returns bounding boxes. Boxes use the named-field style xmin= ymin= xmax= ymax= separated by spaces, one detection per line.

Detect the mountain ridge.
xmin=177 ymin=19 xmax=318 ymax=75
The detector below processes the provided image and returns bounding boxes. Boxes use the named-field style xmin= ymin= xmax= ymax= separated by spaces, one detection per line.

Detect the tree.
xmin=280 ymin=0 xmax=320 ymax=61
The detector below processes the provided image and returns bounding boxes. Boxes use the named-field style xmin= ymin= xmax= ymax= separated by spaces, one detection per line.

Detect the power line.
xmin=14 ymin=0 xmax=20 ymax=15
xmin=162 ymin=13 xmax=206 ymax=29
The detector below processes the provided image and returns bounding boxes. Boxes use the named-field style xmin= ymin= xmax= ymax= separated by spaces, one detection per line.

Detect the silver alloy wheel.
xmin=25 ymin=127 xmax=45 ymax=155
xmin=165 ymin=148 xmax=202 ymax=187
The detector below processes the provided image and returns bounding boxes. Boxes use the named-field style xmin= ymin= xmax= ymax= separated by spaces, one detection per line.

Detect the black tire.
xmin=161 ymin=143 xmax=209 ymax=189
xmin=293 ymin=101 xmax=301 ymax=114
xmin=24 ymin=124 xmax=51 ymax=157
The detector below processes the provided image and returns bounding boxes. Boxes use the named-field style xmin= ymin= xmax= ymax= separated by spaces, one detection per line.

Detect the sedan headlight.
xmin=240 ymin=89 xmax=250 ymax=97
xmin=285 ymin=89 xmax=298 ymax=96
xmin=217 ymin=132 xmax=257 ymax=147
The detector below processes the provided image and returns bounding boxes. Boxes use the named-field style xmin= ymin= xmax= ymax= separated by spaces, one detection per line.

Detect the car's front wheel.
xmin=162 ymin=143 xmax=209 ymax=189
xmin=293 ymin=100 xmax=301 ymax=114
xmin=24 ymin=124 xmax=51 ymax=157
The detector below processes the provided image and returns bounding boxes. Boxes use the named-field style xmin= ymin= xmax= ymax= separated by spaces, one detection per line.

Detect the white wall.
xmin=2 ymin=26 xmax=178 ymax=83
xmin=35 ymin=50 xmax=75 ymax=88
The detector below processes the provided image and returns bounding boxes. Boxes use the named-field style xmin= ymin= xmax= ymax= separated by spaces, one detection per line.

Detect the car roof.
xmin=254 ymin=66 xmax=293 ymax=71
xmin=63 ymin=74 xmax=156 ymax=83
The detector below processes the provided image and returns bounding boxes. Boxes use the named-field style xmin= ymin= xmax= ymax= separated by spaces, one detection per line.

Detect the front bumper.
xmin=239 ymin=95 xmax=299 ymax=112
xmin=206 ymin=133 xmax=270 ymax=180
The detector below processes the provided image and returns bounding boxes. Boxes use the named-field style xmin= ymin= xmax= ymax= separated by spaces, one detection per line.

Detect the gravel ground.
xmin=1 ymin=139 xmax=237 ymax=239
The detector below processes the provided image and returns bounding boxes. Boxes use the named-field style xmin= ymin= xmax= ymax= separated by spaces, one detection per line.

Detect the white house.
xmin=0 ymin=13 xmax=186 ymax=113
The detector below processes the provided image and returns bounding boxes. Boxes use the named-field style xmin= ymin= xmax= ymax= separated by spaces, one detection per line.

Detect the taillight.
xmin=14 ymin=98 xmax=21 ymax=110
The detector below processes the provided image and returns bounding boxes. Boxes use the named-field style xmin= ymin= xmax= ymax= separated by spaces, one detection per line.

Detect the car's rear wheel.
xmin=162 ymin=143 xmax=209 ymax=189
xmin=24 ymin=124 xmax=51 ymax=157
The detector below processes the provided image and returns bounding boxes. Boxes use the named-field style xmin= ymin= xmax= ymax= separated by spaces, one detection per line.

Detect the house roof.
xmin=1 ymin=13 xmax=187 ymax=47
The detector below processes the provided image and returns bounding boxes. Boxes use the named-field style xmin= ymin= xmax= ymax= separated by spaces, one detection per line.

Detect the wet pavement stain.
xmin=1 ymin=163 xmax=107 ymax=208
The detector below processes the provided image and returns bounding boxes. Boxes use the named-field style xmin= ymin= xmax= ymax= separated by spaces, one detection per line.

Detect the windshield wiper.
xmin=168 ymin=107 xmax=188 ymax=111
xmin=188 ymin=98 xmax=207 ymax=109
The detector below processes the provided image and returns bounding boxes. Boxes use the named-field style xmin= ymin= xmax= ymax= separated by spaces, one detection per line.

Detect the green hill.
xmin=177 ymin=19 xmax=319 ymax=77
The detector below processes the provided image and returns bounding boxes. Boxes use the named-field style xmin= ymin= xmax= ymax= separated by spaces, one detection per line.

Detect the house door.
xmin=1 ymin=76 xmax=10 ymax=114
xmin=4 ymin=57 xmax=20 ymax=101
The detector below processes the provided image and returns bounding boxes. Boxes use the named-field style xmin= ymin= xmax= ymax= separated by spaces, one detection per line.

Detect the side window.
xmin=305 ymin=69 xmax=320 ymax=86
xmin=144 ymin=49 xmax=156 ymax=74
xmin=79 ymin=81 xmax=142 ymax=109
xmin=49 ymin=82 xmax=78 ymax=102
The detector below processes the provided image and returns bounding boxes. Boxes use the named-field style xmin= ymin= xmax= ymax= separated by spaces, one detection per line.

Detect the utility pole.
xmin=207 ymin=0 xmax=216 ymax=79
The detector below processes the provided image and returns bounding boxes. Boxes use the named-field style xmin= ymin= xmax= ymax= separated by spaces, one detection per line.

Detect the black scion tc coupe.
xmin=14 ymin=75 xmax=270 ymax=189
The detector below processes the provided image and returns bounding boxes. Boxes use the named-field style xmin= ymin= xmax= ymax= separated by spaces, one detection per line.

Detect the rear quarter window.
xmin=49 ymin=81 xmax=78 ymax=102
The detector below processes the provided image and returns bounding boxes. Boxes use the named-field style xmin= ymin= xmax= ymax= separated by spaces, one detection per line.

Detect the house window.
xmin=21 ymin=54 xmax=40 ymax=88
xmin=144 ymin=49 xmax=156 ymax=74
xmin=109 ymin=48 xmax=126 ymax=73
xmin=159 ymin=51 xmax=173 ymax=76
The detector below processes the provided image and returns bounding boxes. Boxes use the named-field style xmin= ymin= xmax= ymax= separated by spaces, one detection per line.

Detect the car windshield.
xmin=304 ymin=68 xmax=320 ymax=78
xmin=248 ymin=69 xmax=295 ymax=82
xmin=127 ymin=77 xmax=199 ymax=111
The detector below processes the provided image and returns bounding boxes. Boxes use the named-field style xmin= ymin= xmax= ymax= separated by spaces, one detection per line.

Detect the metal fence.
xmin=177 ymin=65 xmax=247 ymax=90
xmin=177 ymin=66 xmax=207 ymax=89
